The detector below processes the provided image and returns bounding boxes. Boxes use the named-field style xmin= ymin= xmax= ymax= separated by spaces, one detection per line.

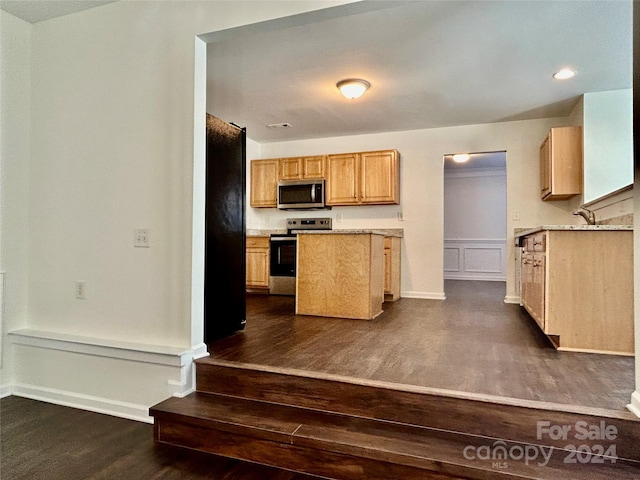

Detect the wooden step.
xmin=150 ymin=391 xmax=640 ymax=480
xmin=195 ymin=358 xmax=640 ymax=462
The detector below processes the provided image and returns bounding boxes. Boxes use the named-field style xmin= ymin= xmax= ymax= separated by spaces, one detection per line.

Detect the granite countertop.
xmin=514 ymin=224 xmax=633 ymax=238
xmin=248 ymin=228 xmax=403 ymax=237
xmin=246 ymin=229 xmax=285 ymax=237
xmin=294 ymin=228 xmax=403 ymax=237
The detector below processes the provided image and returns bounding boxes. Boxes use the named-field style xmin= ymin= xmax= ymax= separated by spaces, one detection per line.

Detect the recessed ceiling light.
xmin=267 ymin=122 xmax=292 ymax=129
xmin=553 ymin=68 xmax=576 ymax=80
xmin=336 ymin=79 xmax=370 ymax=99
xmin=452 ymin=154 xmax=470 ymax=163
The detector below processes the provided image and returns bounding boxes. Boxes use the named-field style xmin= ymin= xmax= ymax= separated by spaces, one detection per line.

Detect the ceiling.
xmin=0 ymin=0 xmax=116 ymax=23
xmin=206 ymin=0 xmax=632 ymax=143
xmin=444 ymin=152 xmax=506 ymax=172
xmin=1 ymin=1 xmax=632 ymax=145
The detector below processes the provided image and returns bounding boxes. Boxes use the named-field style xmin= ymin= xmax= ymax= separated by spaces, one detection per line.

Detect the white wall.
xmin=257 ymin=117 xmax=583 ymax=301
xmin=1 ymin=0 xmax=357 ymax=418
xmin=0 ymin=10 xmax=32 ymax=393
xmin=3 ymin=0 xmax=634 ymax=419
xmin=444 ymin=168 xmax=506 ymax=239
xmin=583 ymin=89 xmax=633 ymax=204
xmin=444 ymin=167 xmax=507 ymax=281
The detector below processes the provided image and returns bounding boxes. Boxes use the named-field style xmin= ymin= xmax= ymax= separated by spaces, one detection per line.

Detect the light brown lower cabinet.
xmin=520 ymin=229 xmax=633 ymax=355
xmin=384 ymin=236 xmax=401 ymax=301
xmin=246 ymin=236 xmax=270 ymax=292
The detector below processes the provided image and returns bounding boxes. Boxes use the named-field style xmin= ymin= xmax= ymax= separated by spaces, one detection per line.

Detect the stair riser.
xmin=155 ymin=418 xmax=477 ymax=480
xmin=196 ymin=363 xmax=640 ymax=461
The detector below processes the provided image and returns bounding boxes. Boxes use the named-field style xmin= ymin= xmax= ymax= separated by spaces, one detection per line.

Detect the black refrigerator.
xmin=204 ymin=113 xmax=246 ymax=343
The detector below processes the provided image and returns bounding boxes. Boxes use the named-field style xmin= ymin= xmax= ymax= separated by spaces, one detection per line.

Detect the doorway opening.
xmin=443 ymin=151 xmax=507 ymax=299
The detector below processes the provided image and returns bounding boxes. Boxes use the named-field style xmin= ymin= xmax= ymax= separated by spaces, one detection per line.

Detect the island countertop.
xmin=293 ymin=228 xmax=403 ymax=237
xmin=514 ymin=224 xmax=632 ymax=238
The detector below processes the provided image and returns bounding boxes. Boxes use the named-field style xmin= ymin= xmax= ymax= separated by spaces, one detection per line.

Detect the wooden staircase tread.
xmin=150 ymin=392 xmax=640 ymax=480
xmin=194 ymin=362 xmax=640 ymax=463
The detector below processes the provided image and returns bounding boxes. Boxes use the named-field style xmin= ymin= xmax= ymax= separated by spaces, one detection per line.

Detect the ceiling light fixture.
xmin=337 ymin=79 xmax=370 ymax=99
xmin=452 ymin=154 xmax=470 ymax=163
xmin=553 ymin=68 xmax=576 ymax=80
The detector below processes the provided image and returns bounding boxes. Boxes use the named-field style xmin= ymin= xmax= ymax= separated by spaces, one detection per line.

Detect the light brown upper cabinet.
xmin=540 ymin=126 xmax=582 ymax=200
xmin=279 ymin=155 xmax=325 ymax=180
xmin=326 ymin=149 xmax=400 ymax=206
xmin=250 ymin=158 xmax=279 ymax=208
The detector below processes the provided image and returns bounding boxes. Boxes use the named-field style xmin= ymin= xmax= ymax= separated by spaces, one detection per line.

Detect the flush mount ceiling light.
xmin=553 ymin=68 xmax=576 ymax=80
xmin=452 ymin=153 xmax=470 ymax=163
xmin=337 ymin=79 xmax=370 ymax=99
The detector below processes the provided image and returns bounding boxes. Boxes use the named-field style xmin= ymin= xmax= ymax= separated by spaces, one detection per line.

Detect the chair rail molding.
xmin=444 ymin=238 xmax=507 ymax=281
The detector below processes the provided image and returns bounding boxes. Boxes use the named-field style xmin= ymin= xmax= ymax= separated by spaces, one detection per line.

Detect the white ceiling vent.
xmin=267 ymin=122 xmax=292 ymax=129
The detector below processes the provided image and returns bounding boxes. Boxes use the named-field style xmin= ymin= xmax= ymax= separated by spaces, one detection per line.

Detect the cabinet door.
xmin=360 ymin=150 xmax=400 ymax=204
xmin=301 ymin=155 xmax=325 ymax=179
xmin=279 ymin=156 xmax=326 ymax=180
xmin=250 ymin=159 xmax=279 ymax=207
xmin=279 ymin=158 xmax=302 ymax=180
xmin=540 ymin=126 xmax=582 ymax=201
xmin=384 ymin=246 xmax=391 ymax=293
xmin=246 ymin=238 xmax=270 ymax=288
xmin=521 ymin=252 xmax=534 ymax=313
xmin=326 ymin=153 xmax=359 ymax=205
xmin=530 ymin=253 xmax=546 ymax=330
xmin=540 ymin=135 xmax=551 ymax=199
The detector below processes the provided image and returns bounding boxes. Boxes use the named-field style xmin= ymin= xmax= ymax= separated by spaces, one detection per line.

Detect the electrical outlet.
xmin=397 ymin=211 xmax=404 ymax=221
xmin=76 ymin=281 xmax=86 ymax=300
xmin=134 ymin=229 xmax=150 ymax=248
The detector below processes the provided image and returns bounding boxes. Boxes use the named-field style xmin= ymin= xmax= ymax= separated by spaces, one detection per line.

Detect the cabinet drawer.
xmin=247 ymin=236 xmax=269 ymax=248
xmin=532 ymin=233 xmax=546 ymax=252
xmin=523 ymin=233 xmax=546 ymax=252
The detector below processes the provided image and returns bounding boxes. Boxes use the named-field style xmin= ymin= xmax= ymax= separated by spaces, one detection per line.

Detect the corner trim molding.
xmin=0 ymin=384 xmax=12 ymax=399
xmin=8 ymin=328 xmax=208 ymax=367
xmin=504 ymin=295 xmax=521 ymax=304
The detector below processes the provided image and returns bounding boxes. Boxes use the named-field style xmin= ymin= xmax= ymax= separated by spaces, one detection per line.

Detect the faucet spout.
xmin=572 ymin=207 xmax=596 ymax=225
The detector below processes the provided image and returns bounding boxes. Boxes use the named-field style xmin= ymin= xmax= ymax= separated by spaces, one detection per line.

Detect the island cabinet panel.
xmin=296 ymin=233 xmax=384 ymax=320
xmin=280 ymin=155 xmax=325 ymax=180
xmin=250 ymin=159 xmax=279 ymax=207
xmin=245 ymin=236 xmax=270 ymax=291
xmin=540 ymin=126 xmax=582 ymax=201
xmin=520 ymin=229 xmax=633 ymax=355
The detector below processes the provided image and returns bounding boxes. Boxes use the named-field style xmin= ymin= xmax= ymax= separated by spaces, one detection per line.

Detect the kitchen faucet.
xmin=572 ymin=207 xmax=596 ymax=225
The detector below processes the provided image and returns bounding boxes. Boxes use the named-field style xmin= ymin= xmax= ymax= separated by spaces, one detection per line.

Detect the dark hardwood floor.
xmin=0 ymin=396 xmax=319 ymax=480
xmin=209 ymin=280 xmax=635 ymax=412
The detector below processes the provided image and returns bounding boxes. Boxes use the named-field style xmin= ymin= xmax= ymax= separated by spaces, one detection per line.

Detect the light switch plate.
xmin=134 ymin=229 xmax=150 ymax=248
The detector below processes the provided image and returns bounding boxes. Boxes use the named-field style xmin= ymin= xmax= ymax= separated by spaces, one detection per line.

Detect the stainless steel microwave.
xmin=277 ymin=179 xmax=327 ymax=210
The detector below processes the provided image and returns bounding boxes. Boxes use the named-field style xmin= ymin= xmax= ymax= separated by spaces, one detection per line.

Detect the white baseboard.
xmin=401 ymin=291 xmax=446 ymax=300
xmin=627 ymin=390 xmax=640 ymax=418
xmin=503 ymin=295 xmax=521 ymax=304
xmin=444 ymin=274 xmax=507 ymax=281
xmin=10 ymin=383 xmax=153 ymax=423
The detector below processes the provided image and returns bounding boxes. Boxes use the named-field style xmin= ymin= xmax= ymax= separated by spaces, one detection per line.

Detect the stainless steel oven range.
xmin=269 ymin=217 xmax=332 ymax=295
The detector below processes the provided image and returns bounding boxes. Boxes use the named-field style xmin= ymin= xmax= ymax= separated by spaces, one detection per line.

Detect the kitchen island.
xmin=296 ymin=230 xmax=397 ymax=320
xmin=515 ymin=224 xmax=633 ymax=355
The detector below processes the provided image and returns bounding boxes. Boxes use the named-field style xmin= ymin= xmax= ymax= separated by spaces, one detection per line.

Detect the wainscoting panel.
xmin=444 ymin=239 xmax=506 ymax=281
